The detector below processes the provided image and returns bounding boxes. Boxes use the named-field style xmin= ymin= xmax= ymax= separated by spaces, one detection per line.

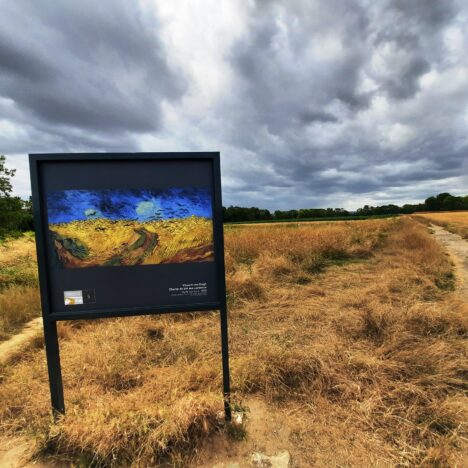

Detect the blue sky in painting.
xmin=47 ymin=188 xmax=212 ymax=224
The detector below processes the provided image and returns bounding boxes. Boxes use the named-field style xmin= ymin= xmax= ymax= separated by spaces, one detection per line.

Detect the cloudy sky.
xmin=1 ymin=0 xmax=467 ymax=210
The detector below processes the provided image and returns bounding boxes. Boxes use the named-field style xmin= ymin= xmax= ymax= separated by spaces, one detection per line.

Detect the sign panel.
xmin=30 ymin=153 xmax=226 ymax=319
xmin=30 ymin=153 xmax=231 ymax=419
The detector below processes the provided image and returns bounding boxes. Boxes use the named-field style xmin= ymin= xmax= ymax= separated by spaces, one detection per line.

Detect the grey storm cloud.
xmin=0 ymin=0 xmax=185 ymax=148
xmin=371 ymin=0 xmax=456 ymax=100
xmin=0 ymin=0 xmax=467 ymax=209
xmin=231 ymin=2 xmax=370 ymax=135
xmin=218 ymin=0 xmax=468 ymax=208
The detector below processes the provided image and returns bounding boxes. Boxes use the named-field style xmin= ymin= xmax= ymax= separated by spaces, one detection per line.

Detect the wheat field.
xmin=0 ymin=217 xmax=466 ymax=466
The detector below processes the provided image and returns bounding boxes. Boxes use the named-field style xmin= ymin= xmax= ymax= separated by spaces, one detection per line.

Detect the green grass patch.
xmin=0 ymin=263 xmax=38 ymax=290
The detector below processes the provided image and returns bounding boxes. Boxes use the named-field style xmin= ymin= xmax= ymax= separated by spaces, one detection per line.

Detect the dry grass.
xmin=0 ymin=286 xmax=40 ymax=341
xmin=0 ymin=233 xmax=40 ymax=340
xmin=0 ymin=218 xmax=466 ymax=466
xmin=0 ymin=233 xmax=38 ymax=288
xmin=225 ymin=219 xmax=390 ymax=302
xmin=412 ymin=211 xmax=468 ymax=239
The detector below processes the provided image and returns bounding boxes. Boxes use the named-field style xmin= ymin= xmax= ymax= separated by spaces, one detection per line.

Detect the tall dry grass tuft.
xmin=0 ymin=217 xmax=466 ymax=465
xmin=0 ymin=233 xmax=36 ymax=265
xmin=225 ymin=220 xmax=390 ymax=265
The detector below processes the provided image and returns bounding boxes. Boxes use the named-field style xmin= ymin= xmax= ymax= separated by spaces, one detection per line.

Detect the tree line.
xmin=223 ymin=192 xmax=468 ymax=222
xmin=0 ymin=154 xmax=467 ymax=237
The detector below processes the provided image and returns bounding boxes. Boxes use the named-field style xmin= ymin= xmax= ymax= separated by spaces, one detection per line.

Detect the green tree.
xmin=0 ymin=155 xmax=15 ymax=197
xmin=0 ymin=155 xmax=33 ymax=238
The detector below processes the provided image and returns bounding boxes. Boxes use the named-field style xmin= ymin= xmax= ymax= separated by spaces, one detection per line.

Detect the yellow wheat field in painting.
xmin=49 ymin=216 xmax=214 ymax=268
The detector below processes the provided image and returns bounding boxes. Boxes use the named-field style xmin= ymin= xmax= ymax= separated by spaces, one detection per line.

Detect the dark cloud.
xmin=297 ymin=110 xmax=338 ymax=124
xmin=383 ymin=56 xmax=430 ymax=100
xmin=0 ymin=0 xmax=185 ymax=151
xmin=218 ymin=0 xmax=467 ymax=208
xmin=230 ymin=2 xmax=370 ymax=137
xmin=371 ymin=0 xmax=458 ymax=101
xmin=1 ymin=0 xmax=467 ymax=209
xmin=0 ymin=33 xmax=55 ymax=82
xmin=391 ymin=0 xmax=456 ymax=29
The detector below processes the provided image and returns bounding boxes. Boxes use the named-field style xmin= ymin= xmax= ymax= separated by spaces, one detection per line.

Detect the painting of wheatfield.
xmin=46 ymin=188 xmax=214 ymax=268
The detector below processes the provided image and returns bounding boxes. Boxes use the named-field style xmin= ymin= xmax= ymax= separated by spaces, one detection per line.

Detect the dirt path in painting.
xmin=104 ymin=228 xmax=158 ymax=266
xmin=430 ymin=224 xmax=468 ymax=299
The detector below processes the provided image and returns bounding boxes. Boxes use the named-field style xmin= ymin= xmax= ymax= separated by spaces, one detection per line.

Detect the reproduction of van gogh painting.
xmin=46 ymin=188 xmax=214 ymax=268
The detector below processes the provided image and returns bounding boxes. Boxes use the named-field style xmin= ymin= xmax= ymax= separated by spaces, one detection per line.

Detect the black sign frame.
xmin=29 ymin=152 xmax=231 ymax=420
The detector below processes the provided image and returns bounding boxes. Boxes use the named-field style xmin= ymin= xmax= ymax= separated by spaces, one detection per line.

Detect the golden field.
xmin=49 ymin=216 xmax=214 ymax=267
xmin=412 ymin=211 xmax=468 ymax=239
xmin=0 ymin=217 xmax=466 ymax=466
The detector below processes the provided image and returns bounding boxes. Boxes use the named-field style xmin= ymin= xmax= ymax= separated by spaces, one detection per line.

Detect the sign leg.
xmin=220 ymin=304 xmax=231 ymax=421
xmin=42 ymin=319 xmax=65 ymax=418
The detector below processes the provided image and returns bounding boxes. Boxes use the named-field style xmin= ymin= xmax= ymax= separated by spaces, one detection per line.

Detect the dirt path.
xmin=0 ymin=436 xmax=38 ymax=468
xmin=430 ymin=224 xmax=468 ymax=298
xmin=0 ymin=317 xmax=42 ymax=365
xmin=196 ymin=397 xmax=293 ymax=467
xmin=0 ymin=319 xmax=69 ymax=468
xmin=0 ymin=436 xmax=67 ymax=468
xmin=0 ymin=319 xmax=46 ymax=468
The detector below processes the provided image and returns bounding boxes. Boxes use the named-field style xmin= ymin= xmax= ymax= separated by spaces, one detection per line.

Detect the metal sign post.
xmin=220 ymin=302 xmax=231 ymax=420
xmin=42 ymin=320 xmax=65 ymax=415
xmin=30 ymin=152 xmax=231 ymax=421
